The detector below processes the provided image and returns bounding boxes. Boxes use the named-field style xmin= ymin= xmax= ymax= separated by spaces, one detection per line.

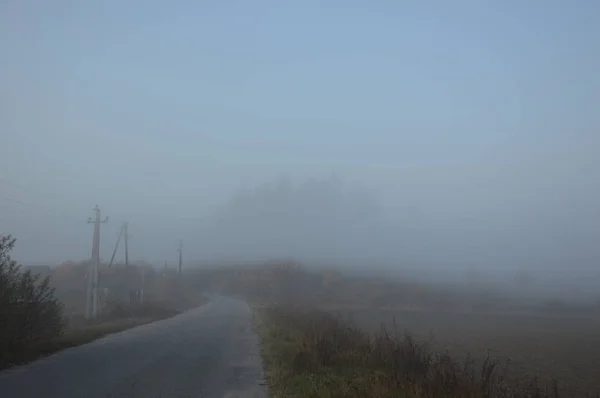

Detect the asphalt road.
xmin=0 ymin=295 xmax=268 ymax=398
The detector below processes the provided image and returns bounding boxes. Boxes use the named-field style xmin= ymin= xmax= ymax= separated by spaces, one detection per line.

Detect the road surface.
xmin=0 ymin=295 xmax=268 ymax=398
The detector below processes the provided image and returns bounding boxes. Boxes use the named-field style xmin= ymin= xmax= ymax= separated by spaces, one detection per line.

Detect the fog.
xmin=2 ymin=3 xmax=599 ymax=298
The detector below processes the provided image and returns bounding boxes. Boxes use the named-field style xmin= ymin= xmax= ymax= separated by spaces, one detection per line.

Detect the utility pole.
xmin=124 ymin=222 xmax=129 ymax=267
xmin=86 ymin=205 xmax=108 ymax=320
xmin=108 ymin=223 xmax=126 ymax=268
xmin=178 ymin=240 xmax=183 ymax=275
xmin=140 ymin=266 xmax=145 ymax=304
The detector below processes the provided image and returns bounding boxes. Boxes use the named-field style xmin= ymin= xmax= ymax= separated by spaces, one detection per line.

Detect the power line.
xmin=0 ymin=196 xmax=34 ymax=207
xmin=0 ymin=195 xmax=84 ymax=223
xmin=0 ymin=176 xmax=75 ymax=214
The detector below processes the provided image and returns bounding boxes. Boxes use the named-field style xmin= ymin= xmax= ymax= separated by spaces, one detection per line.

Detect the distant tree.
xmin=0 ymin=235 xmax=65 ymax=367
xmin=321 ymin=268 xmax=343 ymax=287
xmin=515 ymin=268 xmax=534 ymax=288
xmin=208 ymin=175 xmax=383 ymax=259
xmin=466 ymin=265 xmax=481 ymax=286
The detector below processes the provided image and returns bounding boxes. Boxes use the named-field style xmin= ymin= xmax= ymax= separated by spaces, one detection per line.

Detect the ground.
xmin=338 ymin=308 xmax=600 ymax=397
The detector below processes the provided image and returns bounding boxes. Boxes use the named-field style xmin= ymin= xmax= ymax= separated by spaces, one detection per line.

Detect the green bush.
xmin=0 ymin=235 xmax=66 ymax=368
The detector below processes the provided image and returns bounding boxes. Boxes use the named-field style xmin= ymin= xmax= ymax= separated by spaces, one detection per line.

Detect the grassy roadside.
xmin=254 ymin=305 xmax=584 ymax=398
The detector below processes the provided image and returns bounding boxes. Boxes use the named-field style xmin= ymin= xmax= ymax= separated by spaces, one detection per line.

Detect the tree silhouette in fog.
xmin=206 ymin=175 xmax=382 ymax=260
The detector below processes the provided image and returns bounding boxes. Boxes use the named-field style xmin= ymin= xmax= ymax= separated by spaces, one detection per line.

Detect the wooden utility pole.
xmin=140 ymin=267 xmax=146 ymax=304
xmin=86 ymin=205 xmax=108 ymax=320
xmin=178 ymin=240 xmax=183 ymax=275
xmin=124 ymin=222 xmax=129 ymax=267
xmin=108 ymin=221 xmax=130 ymax=268
xmin=108 ymin=223 xmax=126 ymax=268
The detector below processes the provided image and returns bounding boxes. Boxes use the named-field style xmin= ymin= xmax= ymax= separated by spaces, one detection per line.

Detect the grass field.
xmin=340 ymin=309 xmax=600 ymax=397
xmin=256 ymin=305 xmax=593 ymax=398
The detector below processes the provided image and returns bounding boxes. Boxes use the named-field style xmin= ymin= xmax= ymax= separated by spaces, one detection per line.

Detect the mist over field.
xmin=4 ymin=161 xmax=600 ymax=300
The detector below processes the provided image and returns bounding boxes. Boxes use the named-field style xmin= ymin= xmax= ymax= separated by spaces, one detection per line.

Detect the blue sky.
xmin=1 ymin=1 xmax=599 ymax=267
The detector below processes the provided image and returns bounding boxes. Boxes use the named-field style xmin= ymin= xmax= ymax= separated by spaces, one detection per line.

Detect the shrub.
xmin=0 ymin=235 xmax=66 ymax=368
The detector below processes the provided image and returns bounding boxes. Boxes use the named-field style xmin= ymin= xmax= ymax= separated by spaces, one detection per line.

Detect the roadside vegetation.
xmin=0 ymin=235 xmax=66 ymax=370
xmin=0 ymin=235 xmax=202 ymax=371
xmin=256 ymin=305 xmax=595 ymax=398
xmin=189 ymin=262 xmax=600 ymax=396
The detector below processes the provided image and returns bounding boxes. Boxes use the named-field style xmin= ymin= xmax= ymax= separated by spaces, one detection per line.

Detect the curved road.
xmin=0 ymin=295 xmax=268 ymax=398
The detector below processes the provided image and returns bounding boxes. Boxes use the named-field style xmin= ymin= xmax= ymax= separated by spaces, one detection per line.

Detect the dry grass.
xmin=347 ymin=309 xmax=600 ymax=397
xmin=256 ymin=305 xmax=598 ymax=398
